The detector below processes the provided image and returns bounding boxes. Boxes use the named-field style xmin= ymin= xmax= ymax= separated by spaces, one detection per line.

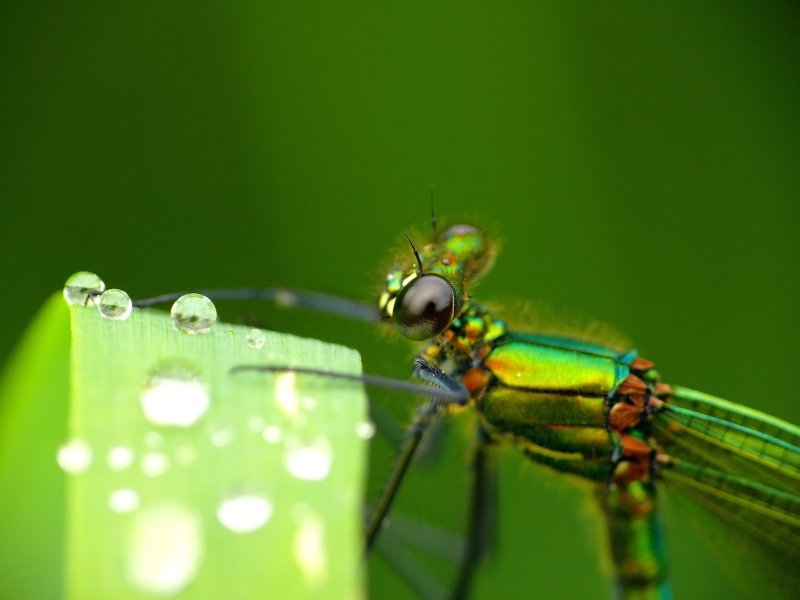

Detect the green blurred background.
xmin=1 ymin=3 xmax=798 ymax=599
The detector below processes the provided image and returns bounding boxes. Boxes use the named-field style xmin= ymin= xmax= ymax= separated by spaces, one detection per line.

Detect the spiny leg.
xmin=450 ymin=422 xmax=496 ymax=600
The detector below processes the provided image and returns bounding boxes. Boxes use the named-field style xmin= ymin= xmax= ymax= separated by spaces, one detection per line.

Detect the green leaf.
xmin=0 ymin=292 xmax=368 ymax=600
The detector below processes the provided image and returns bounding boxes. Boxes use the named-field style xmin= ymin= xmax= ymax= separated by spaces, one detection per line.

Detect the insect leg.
xmin=365 ymin=398 xmax=444 ymax=551
xmin=450 ymin=423 xmax=496 ymax=600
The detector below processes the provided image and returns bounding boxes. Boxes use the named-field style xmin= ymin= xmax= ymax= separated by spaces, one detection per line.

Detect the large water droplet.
xmin=126 ymin=503 xmax=203 ymax=596
xmin=98 ymin=288 xmax=132 ymax=320
xmin=63 ymin=271 xmax=105 ymax=306
xmin=141 ymin=364 xmax=209 ymax=427
xmin=246 ymin=328 xmax=266 ymax=349
xmin=57 ymin=438 xmax=92 ymax=474
xmin=284 ymin=437 xmax=332 ymax=481
xmin=107 ymin=446 xmax=135 ymax=471
xmin=216 ymin=493 xmax=273 ymax=534
xmin=293 ymin=509 xmax=327 ymax=587
xmin=170 ymin=293 xmax=217 ymax=334
xmin=109 ymin=489 xmax=141 ymax=513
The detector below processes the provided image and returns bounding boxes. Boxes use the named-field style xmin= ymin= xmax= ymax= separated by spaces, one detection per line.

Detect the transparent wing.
xmin=653 ymin=386 xmax=800 ymax=597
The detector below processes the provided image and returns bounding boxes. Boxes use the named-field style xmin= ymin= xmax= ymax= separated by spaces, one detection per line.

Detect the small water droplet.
xmin=174 ymin=445 xmax=197 ymax=467
xmin=284 ymin=437 xmax=332 ymax=481
xmin=109 ymin=489 xmax=141 ymax=513
xmin=170 ymin=293 xmax=217 ymax=334
xmin=210 ymin=427 xmax=233 ymax=448
xmin=144 ymin=431 xmax=164 ymax=448
xmin=107 ymin=446 xmax=135 ymax=471
xmin=246 ymin=328 xmax=266 ymax=349
xmin=141 ymin=363 xmax=209 ymax=427
xmin=262 ymin=425 xmax=283 ymax=444
xmin=57 ymin=439 xmax=92 ymax=474
xmin=247 ymin=415 xmax=266 ymax=432
xmin=275 ymin=290 xmax=298 ymax=307
xmin=126 ymin=503 xmax=202 ymax=596
xmin=141 ymin=452 xmax=170 ymax=477
xmin=216 ymin=493 xmax=273 ymax=534
xmin=97 ymin=288 xmax=132 ymax=320
xmin=355 ymin=421 xmax=376 ymax=440
xmin=275 ymin=372 xmax=299 ymax=418
xmin=63 ymin=271 xmax=105 ymax=306
xmin=293 ymin=511 xmax=327 ymax=587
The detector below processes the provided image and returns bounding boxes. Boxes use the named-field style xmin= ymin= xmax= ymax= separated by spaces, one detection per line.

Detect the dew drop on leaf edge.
xmin=170 ymin=293 xmax=217 ymax=334
xmin=63 ymin=271 xmax=105 ymax=306
xmin=98 ymin=288 xmax=132 ymax=320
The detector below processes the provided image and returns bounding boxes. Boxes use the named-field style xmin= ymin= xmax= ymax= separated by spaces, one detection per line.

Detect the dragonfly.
xmin=134 ymin=219 xmax=800 ymax=600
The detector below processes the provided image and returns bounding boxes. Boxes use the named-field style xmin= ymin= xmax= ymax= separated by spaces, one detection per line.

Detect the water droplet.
xmin=141 ymin=364 xmax=209 ymax=427
xmin=63 ymin=271 xmax=105 ymax=306
xmin=107 ymin=446 xmax=135 ymax=471
xmin=262 ymin=425 xmax=283 ymax=444
xmin=174 ymin=445 xmax=197 ymax=467
xmin=210 ymin=427 xmax=233 ymax=448
xmin=97 ymin=288 xmax=132 ymax=320
xmin=284 ymin=437 xmax=332 ymax=481
xmin=141 ymin=452 xmax=170 ymax=477
xmin=246 ymin=328 xmax=266 ymax=349
xmin=275 ymin=372 xmax=299 ymax=418
xmin=56 ymin=439 xmax=92 ymax=474
xmin=275 ymin=290 xmax=298 ymax=307
xmin=170 ymin=293 xmax=217 ymax=334
xmin=109 ymin=489 xmax=141 ymax=513
xmin=355 ymin=421 xmax=376 ymax=440
xmin=126 ymin=503 xmax=202 ymax=596
xmin=144 ymin=431 xmax=164 ymax=448
xmin=247 ymin=415 xmax=266 ymax=432
xmin=216 ymin=493 xmax=273 ymax=534
xmin=293 ymin=511 xmax=327 ymax=587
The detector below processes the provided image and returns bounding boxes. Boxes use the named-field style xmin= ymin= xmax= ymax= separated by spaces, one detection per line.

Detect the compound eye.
xmin=392 ymin=274 xmax=455 ymax=340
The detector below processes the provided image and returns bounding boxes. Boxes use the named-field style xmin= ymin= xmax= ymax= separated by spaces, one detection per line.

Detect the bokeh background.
xmin=1 ymin=3 xmax=799 ymax=599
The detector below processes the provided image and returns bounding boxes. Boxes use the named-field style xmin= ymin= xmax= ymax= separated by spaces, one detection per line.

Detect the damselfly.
xmin=134 ymin=219 xmax=800 ymax=600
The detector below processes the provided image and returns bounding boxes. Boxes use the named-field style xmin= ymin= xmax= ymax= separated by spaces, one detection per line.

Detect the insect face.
xmin=379 ymin=223 xmax=494 ymax=341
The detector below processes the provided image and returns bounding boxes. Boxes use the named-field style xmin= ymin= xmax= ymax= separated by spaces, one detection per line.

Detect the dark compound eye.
xmin=392 ymin=274 xmax=455 ymax=340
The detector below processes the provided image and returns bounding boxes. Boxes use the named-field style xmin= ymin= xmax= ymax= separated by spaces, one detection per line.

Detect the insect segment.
xmin=378 ymin=223 xmax=738 ymax=599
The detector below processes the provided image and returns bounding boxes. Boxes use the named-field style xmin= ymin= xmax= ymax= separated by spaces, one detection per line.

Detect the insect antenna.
xmin=403 ymin=233 xmax=424 ymax=275
xmin=429 ymin=184 xmax=437 ymax=238
xmin=131 ymin=288 xmax=381 ymax=323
